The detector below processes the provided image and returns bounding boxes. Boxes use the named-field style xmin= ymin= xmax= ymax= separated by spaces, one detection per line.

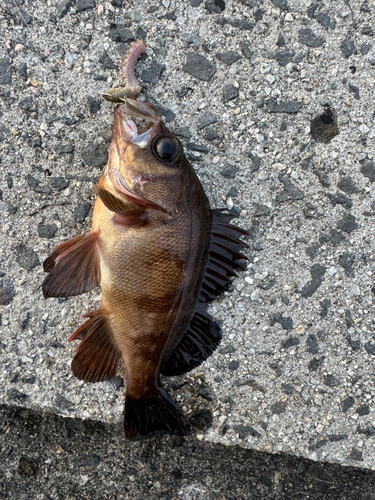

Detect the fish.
xmin=42 ymin=40 xmax=249 ymax=440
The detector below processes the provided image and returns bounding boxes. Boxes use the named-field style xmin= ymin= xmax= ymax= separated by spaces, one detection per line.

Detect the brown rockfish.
xmin=43 ymin=40 xmax=248 ymax=440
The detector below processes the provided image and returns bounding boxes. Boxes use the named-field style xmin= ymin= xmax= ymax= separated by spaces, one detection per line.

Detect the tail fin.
xmin=124 ymin=388 xmax=192 ymax=440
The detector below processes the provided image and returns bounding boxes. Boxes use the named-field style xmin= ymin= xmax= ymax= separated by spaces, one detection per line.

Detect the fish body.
xmin=43 ymin=41 xmax=248 ymax=439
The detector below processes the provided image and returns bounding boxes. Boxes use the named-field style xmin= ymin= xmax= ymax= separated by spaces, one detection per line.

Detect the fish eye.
xmin=152 ymin=135 xmax=183 ymax=163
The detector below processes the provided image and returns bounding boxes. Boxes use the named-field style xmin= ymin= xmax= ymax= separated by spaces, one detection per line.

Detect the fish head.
xmin=106 ymin=100 xmax=193 ymax=214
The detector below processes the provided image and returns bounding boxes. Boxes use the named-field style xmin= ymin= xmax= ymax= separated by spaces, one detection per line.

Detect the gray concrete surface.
xmin=1 ymin=0 xmax=375 ymax=495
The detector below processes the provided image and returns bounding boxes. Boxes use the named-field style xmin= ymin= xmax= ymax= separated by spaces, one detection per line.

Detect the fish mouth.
xmin=108 ymin=100 xmax=169 ymax=214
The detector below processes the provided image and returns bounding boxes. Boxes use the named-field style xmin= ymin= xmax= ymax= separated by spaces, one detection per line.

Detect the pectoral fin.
xmin=93 ymin=184 xmax=148 ymax=226
xmin=42 ymin=232 xmax=100 ymax=298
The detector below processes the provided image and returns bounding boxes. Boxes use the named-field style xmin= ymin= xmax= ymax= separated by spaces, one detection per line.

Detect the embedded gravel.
xmin=1 ymin=0 xmax=375 ymax=493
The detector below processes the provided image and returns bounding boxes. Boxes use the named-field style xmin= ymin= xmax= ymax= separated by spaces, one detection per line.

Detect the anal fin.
xmin=42 ymin=232 xmax=100 ymax=298
xmin=161 ymin=309 xmax=222 ymax=376
xmin=69 ymin=309 xmax=121 ymax=383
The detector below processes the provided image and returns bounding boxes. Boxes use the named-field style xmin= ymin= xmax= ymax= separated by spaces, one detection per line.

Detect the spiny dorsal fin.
xmin=69 ymin=310 xmax=121 ymax=383
xmin=42 ymin=232 xmax=100 ymax=298
xmin=161 ymin=209 xmax=248 ymax=376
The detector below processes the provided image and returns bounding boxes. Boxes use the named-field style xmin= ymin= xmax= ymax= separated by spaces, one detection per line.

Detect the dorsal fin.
xmin=42 ymin=232 xmax=100 ymax=298
xmin=69 ymin=310 xmax=121 ymax=383
xmin=161 ymin=210 xmax=249 ymax=376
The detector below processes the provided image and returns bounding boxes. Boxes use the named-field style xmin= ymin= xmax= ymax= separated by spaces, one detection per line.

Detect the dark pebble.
xmin=254 ymin=8 xmax=266 ymax=21
xmin=81 ymin=142 xmax=108 ymax=167
xmin=361 ymin=162 xmax=375 ymax=182
xmin=348 ymin=83 xmax=360 ymax=100
xmin=7 ymin=204 xmax=17 ymax=214
xmin=153 ymin=102 xmax=176 ymax=123
xmin=273 ymin=50 xmax=295 ymax=67
xmin=109 ymin=24 xmax=134 ymax=44
xmin=239 ymin=40 xmax=252 ymax=60
xmin=141 ymin=59 xmax=164 ymax=84
xmin=87 ymin=96 xmax=101 ymax=114
xmin=306 ymin=334 xmax=318 ymax=354
xmin=330 ymin=228 xmax=345 ymax=246
xmin=327 ymin=192 xmax=352 ymax=209
xmin=15 ymin=244 xmax=40 ymax=271
xmin=7 ymin=175 xmax=13 ymax=189
xmin=306 ymin=243 xmax=320 ymax=259
xmin=55 ymin=143 xmax=74 ymax=155
xmin=185 ymin=142 xmax=209 ymax=153
xmin=249 ymin=152 xmax=261 ymax=172
xmin=18 ymin=457 xmax=38 ymax=476
xmin=308 ymin=356 xmax=325 ymax=372
xmin=281 ymin=383 xmax=294 ymax=395
xmin=300 ymin=264 xmax=326 ymax=298
xmin=173 ymin=126 xmax=192 ymax=139
xmin=78 ymin=454 xmax=101 ymax=467
xmin=75 ymin=0 xmax=95 ymax=12
xmin=182 ymin=53 xmax=216 ymax=81
xmin=298 ymin=29 xmax=325 ymax=48
xmin=324 ymin=374 xmax=340 ymax=387
xmin=270 ymin=312 xmax=293 ymax=331
xmin=99 ymin=52 xmax=118 ymax=70
xmin=277 ymin=32 xmax=286 ymax=47
xmin=50 ymin=177 xmax=69 ymax=190
xmin=18 ymin=62 xmax=27 ymax=81
xmin=360 ymin=43 xmax=372 ymax=56
xmin=338 ymin=253 xmax=355 ymax=277
xmin=315 ymin=12 xmax=331 ymax=30
xmin=73 ymin=202 xmax=91 ymax=223
xmin=198 ymin=386 xmax=216 ymax=401
xmin=357 ymin=425 xmax=375 ymax=437
xmin=204 ymin=127 xmax=219 ymax=141
xmin=38 ymin=223 xmax=57 ymax=239
xmin=57 ymin=0 xmax=74 ymax=17
xmin=341 ymin=38 xmax=356 ymax=57
xmin=238 ymin=0 xmax=255 ymax=5
xmin=342 ymin=396 xmax=355 ymax=413
xmin=186 ymin=35 xmax=201 ymax=52
xmin=190 ymin=0 xmax=203 ymax=5
xmin=223 ymin=84 xmax=238 ymax=102
xmin=197 ymin=111 xmax=217 ymax=130
xmin=189 ymin=409 xmax=213 ymax=430
xmin=276 ymin=174 xmax=304 ymax=203
xmin=228 ymin=360 xmax=239 ymax=371
xmin=136 ymin=26 xmax=147 ymax=40
xmin=26 ymin=174 xmax=52 ymax=195
xmin=0 ymin=125 xmax=9 ymax=142
xmin=216 ymin=51 xmax=241 ymax=65
xmin=282 ymin=337 xmax=300 ymax=349
xmin=0 ymin=279 xmax=15 ymax=306
xmin=254 ymin=204 xmax=270 ymax=217
xmin=19 ymin=97 xmax=37 ymax=112
xmin=336 ymin=213 xmax=358 ymax=234
xmin=270 ymin=401 xmax=287 ymax=414
xmin=337 ymin=176 xmax=359 ymax=194
xmin=364 ymin=341 xmax=375 ymax=355
xmin=33 ymin=137 xmax=42 ymax=147
xmin=204 ymin=0 xmax=225 ymax=13
xmin=267 ymin=100 xmax=302 ymax=113
xmin=235 ymin=425 xmax=261 ymax=439
xmin=219 ymin=344 xmax=236 ymax=354
xmin=356 ymin=405 xmax=370 ymax=416
xmin=80 ymin=35 xmax=92 ymax=51
xmin=271 ymin=0 xmax=288 ymax=10
xmin=348 ymin=448 xmax=363 ymax=461
xmin=19 ymin=311 xmax=30 ymax=330
xmin=220 ymin=165 xmax=238 ymax=178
